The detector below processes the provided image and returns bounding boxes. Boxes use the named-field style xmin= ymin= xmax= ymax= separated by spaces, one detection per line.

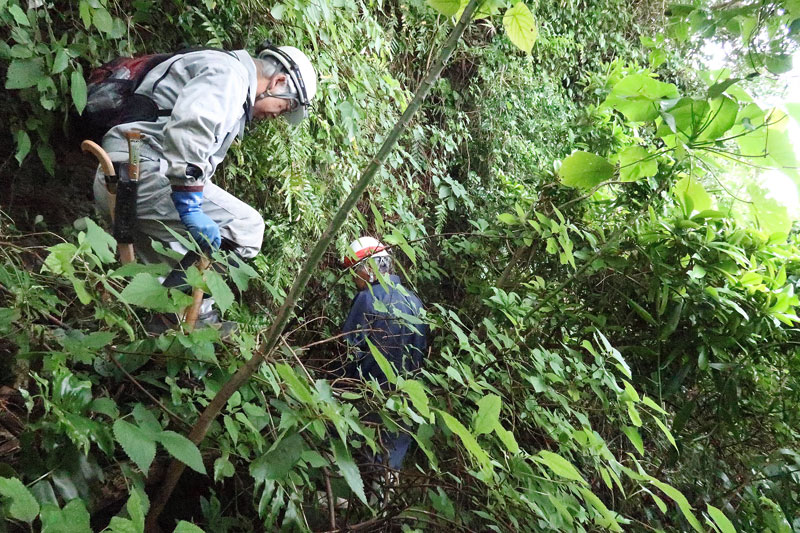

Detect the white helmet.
xmin=343 ymin=236 xmax=389 ymax=268
xmin=257 ymin=43 xmax=317 ymax=125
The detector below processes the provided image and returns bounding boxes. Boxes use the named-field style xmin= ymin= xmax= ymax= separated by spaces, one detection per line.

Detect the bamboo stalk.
xmin=145 ymin=2 xmax=480 ymax=527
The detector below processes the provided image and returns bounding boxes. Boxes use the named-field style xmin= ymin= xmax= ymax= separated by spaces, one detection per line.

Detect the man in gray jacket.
xmin=92 ymin=45 xmax=316 ymax=326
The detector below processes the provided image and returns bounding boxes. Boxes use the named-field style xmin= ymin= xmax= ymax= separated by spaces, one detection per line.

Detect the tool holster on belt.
xmin=111 ymin=162 xmax=138 ymax=245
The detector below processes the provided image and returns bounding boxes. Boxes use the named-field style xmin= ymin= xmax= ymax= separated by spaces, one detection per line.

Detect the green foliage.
xmin=1 ymin=0 xmax=799 ymax=530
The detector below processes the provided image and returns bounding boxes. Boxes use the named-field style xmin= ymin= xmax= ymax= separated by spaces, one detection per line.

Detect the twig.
xmin=107 ymin=353 xmax=188 ymax=428
xmin=323 ymin=466 xmax=336 ymax=530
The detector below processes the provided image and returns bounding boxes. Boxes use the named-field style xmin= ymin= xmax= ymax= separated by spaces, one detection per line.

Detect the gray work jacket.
xmin=101 ymin=49 xmax=258 ymax=188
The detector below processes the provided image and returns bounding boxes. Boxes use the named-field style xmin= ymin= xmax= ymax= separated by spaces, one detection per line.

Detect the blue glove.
xmin=171 ymin=188 xmax=221 ymax=250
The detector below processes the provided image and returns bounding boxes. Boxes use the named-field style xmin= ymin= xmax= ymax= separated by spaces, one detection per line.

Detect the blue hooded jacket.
xmin=341 ymin=275 xmax=427 ymax=384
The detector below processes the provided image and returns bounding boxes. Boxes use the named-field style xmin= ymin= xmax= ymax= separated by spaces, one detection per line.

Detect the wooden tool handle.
xmin=183 ymin=256 xmax=212 ymax=331
xmin=124 ymin=130 xmax=142 ymax=182
xmin=81 ymin=140 xmax=115 ymax=176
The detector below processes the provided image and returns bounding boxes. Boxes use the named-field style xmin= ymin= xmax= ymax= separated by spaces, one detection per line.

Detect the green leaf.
xmin=651 ymin=479 xmax=704 ymax=532
xmin=213 ymin=456 xmax=235 ymax=481
xmin=119 ymin=273 xmax=173 ymax=312
xmin=52 ymin=47 xmax=69 ymax=74
xmin=332 ymin=439 xmax=368 ymax=505
xmin=497 ymin=213 xmax=517 ymax=225
xmin=473 ymin=393 xmax=501 ymax=436
xmin=579 ymin=488 xmax=623 ymax=532
xmin=559 ymin=151 xmax=614 ymax=189
xmin=673 ymin=176 xmax=712 ymax=214
xmin=652 ymin=415 xmax=678 ymax=450
xmin=0 ymin=476 xmax=40 ymax=522
xmin=627 ymin=402 xmax=643 ymax=427
xmin=365 ymin=338 xmax=397 ymax=384
xmin=92 ymin=7 xmax=113 ymax=33
xmin=275 ymin=363 xmax=314 ymax=404
xmin=71 ymin=69 xmax=87 ymax=115
xmin=204 ymin=269 xmax=234 ymax=315
xmin=174 ymin=522 xmax=206 ymax=533
xmin=113 ymin=419 xmax=156 ymax=474
xmin=40 ymin=499 xmax=91 ymax=533
xmin=5 ymin=58 xmax=45 ymax=89
xmin=14 ymin=130 xmax=30 ymax=166
xmin=438 ymin=410 xmax=491 ymax=470
xmin=619 ymin=146 xmax=658 ymax=182
xmin=621 ymin=426 xmax=644 ymax=455
xmin=697 ymin=96 xmax=738 ymax=141
xmin=8 ymin=4 xmax=30 ymax=26
xmin=84 ymin=218 xmax=117 ymax=264
xmin=603 ymin=74 xmax=679 ymax=122
xmin=400 ymin=379 xmax=431 ymax=418
xmin=427 ymin=0 xmax=460 ymax=16
xmin=503 ymin=2 xmax=538 ymax=54
xmin=535 ymin=450 xmax=587 ymax=483
xmin=766 ymin=53 xmax=793 ymax=74
xmin=38 ymin=143 xmax=56 ymax=175
xmin=494 ymin=424 xmax=520 ymax=454
xmin=707 ymin=504 xmax=736 ymax=533
xmin=158 ymin=431 xmax=206 ymax=474
xmin=251 ymin=433 xmax=303 ymax=482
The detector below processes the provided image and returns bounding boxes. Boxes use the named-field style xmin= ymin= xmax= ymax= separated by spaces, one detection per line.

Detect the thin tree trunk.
xmin=145 ymin=1 xmax=481 ymax=527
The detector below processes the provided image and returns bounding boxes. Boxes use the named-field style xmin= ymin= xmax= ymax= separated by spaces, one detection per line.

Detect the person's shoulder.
xmin=186 ymin=49 xmax=247 ymax=74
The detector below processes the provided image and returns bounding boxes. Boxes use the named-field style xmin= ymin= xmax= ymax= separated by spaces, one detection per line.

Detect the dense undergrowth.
xmin=1 ymin=0 xmax=799 ymax=531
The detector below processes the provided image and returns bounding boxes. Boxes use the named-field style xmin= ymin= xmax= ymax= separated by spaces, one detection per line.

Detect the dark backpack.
xmin=77 ymin=53 xmax=176 ymax=143
xmin=74 ymin=48 xmax=250 ymax=144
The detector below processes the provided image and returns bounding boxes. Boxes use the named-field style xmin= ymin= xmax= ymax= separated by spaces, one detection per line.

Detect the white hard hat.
xmin=343 ymin=236 xmax=389 ymax=268
xmin=257 ymin=44 xmax=317 ymax=125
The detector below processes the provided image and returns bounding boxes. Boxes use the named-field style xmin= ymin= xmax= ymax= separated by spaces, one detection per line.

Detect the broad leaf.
xmin=535 ymin=450 xmax=587 ymax=483
xmin=579 ymin=488 xmax=623 ymax=532
xmin=40 ymin=499 xmax=91 ymax=533
xmin=14 ymin=130 xmax=30 ymax=166
xmin=619 ymin=146 xmax=658 ymax=182
xmin=5 ymin=59 xmax=45 ymax=89
xmin=84 ymin=218 xmax=117 ymax=264
xmin=400 ymin=379 xmax=431 ymax=418
xmin=707 ymin=504 xmax=736 ymax=533
xmin=438 ymin=410 xmax=491 ymax=470
xmin=174 ymin=522 xmax=206 ymax=533
xmin=205 ymin=269 xmax=234 ymax=315
xmin=158 ymin=431 xmax=206 ymax=474
xmin=251 ymin=433 xmax=304 ymax=482
xmin=621 ymin=426 xmax=644 ymax=455
xmin=427 ymin=0 xmax=460 ymax=16
xmin=503 ymin=2 xmax=538 ymax=54
xmin=651 ymin=479 xmax=704 ymax=532
xmin=603 ymin=74 xmax=679 ymax=121
xmin=119 ymin=273 xmax=173 ymax=312
xmin=473 ymin=393 xmax=501 ymax=436
xmin=559 ymin=151 xmax=614 ymax=189
xmin=0 ymin=476 xmax=40 ymax=522
xmin=71 ymin=69 xmax=87 ymax=115
xmin=332 ymin=439 xmax=368 ymax=505
xmin=113 ymin=419 xmax=156 ymax=474
xmin=673 ymin=175 xmax=712 ymax=214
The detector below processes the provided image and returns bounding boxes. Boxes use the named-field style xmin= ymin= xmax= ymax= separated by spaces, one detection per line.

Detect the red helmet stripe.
xmin=343 ymin=245 xmax=386 ymax=267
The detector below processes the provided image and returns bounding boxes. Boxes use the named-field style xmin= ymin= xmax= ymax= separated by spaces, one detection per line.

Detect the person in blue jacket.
xmin=340 ymin=236 xmax=428 ymax=470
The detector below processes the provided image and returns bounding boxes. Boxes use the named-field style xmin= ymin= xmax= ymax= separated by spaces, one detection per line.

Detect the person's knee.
xmin=232 ymin=205 xmax=264 ymax=258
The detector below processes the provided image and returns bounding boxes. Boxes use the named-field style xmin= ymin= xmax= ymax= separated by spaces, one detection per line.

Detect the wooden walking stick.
xmin=81 ymin=139 xmax=117 ymax=220
xmin=182 ymin=255 xmax=211 ymax=331
xmin=80 ymin=132 xmax=141 ymax=265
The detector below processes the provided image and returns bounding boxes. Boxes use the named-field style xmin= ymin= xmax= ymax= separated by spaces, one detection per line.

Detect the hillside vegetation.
xmin=1 ymin=0 xmax=799 ymax=531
